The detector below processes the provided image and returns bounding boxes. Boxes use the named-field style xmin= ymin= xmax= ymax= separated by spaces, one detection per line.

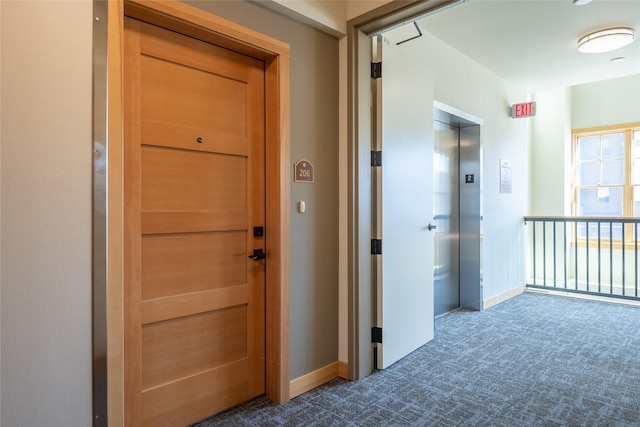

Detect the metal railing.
xmin=525 ymin=216 xmax=640 ymax=301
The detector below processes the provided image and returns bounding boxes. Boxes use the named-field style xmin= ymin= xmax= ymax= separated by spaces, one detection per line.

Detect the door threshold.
xmin=435 ymin=307 xmax=462 ymax=319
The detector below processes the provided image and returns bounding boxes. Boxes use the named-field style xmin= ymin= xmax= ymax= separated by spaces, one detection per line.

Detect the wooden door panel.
xmin=125 ymin=17 xmax=266 ymax=426
xmin=141 ymin=306 xmax=248 ymax=390
xmin=142 ymin=232 xmax=247 ymax=300
xmin=138 ymin=20 xmax=259 ymax=160
xmin=141 ymin=284 xmax=249 ymax=325
xmin=139 ymin=20 xmax=252 ymax=84
xmin=141 ymin=359 xmax=251 ymax=427
xmin=140 ymin=56 xmax=249 ymax=155
xmin=141 ymin=210 xmax=248 ymax=235
xmin=141 ymin=55 xmax=248 ymax=135
xmin=141 ymin=123 xmax=248 ymax=157
xmin=141 ymin=146 xmax=247 ymax=212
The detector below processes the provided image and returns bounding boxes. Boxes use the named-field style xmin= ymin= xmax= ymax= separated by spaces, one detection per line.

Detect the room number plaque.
xmin=294 ymin=159 xmax=314 ymax=183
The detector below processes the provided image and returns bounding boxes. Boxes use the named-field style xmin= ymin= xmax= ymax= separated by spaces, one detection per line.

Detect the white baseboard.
xmin=483 ymin=286 xmax=525 ymax=309
xmin=289 ymin=361 xmax=339 ymax=399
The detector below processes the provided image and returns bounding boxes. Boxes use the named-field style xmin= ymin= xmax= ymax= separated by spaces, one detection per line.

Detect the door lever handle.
xmin=428 ymin=223 xmax=437 ymax=231
xmin=248 ymin=249 xmax=266 ymax=261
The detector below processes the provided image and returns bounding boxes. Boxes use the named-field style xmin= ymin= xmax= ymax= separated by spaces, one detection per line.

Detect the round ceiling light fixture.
xmin=573 ymin=0 xmax=592 ymax=5
xmin=578 ymin=27 xmax=636 ymax=53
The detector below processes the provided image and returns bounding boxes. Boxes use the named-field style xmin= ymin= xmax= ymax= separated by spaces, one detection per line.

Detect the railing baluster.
xmin=610 ymin=221 xmax=613 ymax=294
xmin=636 ymin=222 xmax=638 ymax=297
xmin=553 ymin=220 xmax=557 ymax=288
xmin=622 ymin=221 xmax=626 ymax=296
xmin=586 ymin=221 xmax=590 ymax=292
xmin=575 ymin=220 xmax=578 ymax=290
xmin=532 ymin=220 xmax=536 ymax=286
xmin=563 ymin=221 xmax=567 ymax=290
xmin=543 ymin=221 xmax=547 ymax=287
xmin=598 ymin=221 xmax=601 ymax=294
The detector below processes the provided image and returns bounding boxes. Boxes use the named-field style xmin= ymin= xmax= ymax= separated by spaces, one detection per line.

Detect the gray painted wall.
xmin=183 ymin=0 xmax=341 ymax=380
xmin=1 ymin=1 xmax=93 ymax=426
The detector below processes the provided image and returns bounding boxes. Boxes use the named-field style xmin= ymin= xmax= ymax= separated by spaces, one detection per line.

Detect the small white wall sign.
xmin=500 ymin=159 xmax=512 ymax=194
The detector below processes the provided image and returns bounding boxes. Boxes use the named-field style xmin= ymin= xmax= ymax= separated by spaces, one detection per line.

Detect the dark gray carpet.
xmin=192 ymin=292 xmax=640 ymax=426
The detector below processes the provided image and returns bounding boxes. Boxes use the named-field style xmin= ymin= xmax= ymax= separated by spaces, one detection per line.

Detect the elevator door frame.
xmin=434 ymin=102 xmax=483 ymax=312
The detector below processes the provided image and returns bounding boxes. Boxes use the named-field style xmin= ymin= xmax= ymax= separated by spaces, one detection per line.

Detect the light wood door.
xmin=124 ymin=17 xmax=266 ymax=426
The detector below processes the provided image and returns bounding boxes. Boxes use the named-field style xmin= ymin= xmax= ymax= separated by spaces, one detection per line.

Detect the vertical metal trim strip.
xmin=92 ymin=1 xmax=108 ymax=425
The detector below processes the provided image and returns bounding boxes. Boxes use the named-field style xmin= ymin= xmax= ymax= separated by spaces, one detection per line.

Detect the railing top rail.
xmin=524 ymin=215 xmax=640 ymax=223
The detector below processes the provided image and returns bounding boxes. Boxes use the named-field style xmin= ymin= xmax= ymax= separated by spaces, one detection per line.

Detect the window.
xmin=573 ymin=123 xmax=640 ymax=240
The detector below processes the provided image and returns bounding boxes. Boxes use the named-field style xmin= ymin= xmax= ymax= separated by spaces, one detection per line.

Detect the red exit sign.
xmin=511 ymin=102 xmax=536 ymax=118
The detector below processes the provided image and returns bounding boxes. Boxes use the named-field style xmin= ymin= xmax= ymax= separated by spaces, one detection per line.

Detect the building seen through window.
xmin=574 ymin=126 xmax=640 ymax=239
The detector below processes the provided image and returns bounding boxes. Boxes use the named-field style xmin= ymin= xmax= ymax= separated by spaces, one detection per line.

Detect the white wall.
xmin=0 ymin=1 xmax=93 ymax=426
xmin=531 ymin=88 xmax=572 ymax=216
xmin=403 ymin=31 xmax=530 ymax=301
xmin=572 ymin=74 xmax=640 ymax=129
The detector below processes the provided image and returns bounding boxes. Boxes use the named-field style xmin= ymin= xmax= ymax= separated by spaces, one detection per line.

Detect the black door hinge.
xmin=371 ymin=151 xmax=382 ymax=167
xmin=371 ymin=327 xmax=382 ymax=343
xmin=371 ymin=239 xmax=382 ymax=255
xmin=371 ymin=62 xmax=382 ymax=79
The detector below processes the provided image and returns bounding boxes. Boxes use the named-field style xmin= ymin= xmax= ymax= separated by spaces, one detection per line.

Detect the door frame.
xmin=346 ymin=0 xmax=464 ymax=381
xmin=103 ymin=1 xmax=291 ymax=424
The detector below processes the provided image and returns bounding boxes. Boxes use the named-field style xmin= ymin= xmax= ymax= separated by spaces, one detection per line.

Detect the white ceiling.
xmin=386 ymin=0 xmax=640 ymax=93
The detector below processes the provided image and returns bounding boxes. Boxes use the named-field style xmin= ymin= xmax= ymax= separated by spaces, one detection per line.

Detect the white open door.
xmin=374 ymin=34 xmax=435 ymax=369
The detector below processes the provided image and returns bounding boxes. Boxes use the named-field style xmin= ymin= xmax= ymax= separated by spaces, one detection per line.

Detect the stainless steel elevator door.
xmin=434 ymin=120 xmax=460 ymax=316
